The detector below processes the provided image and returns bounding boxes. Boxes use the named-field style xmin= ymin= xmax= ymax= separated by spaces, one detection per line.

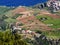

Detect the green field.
xmin=36 ymin=15 xmax=60 ymax=39
xmin=0 ymin=6 xmax=13 ymax=15
xmin=42 ymin=30 xmax=60 ymax=39
xmin=36 ymin=15 xmax=60 ymax=29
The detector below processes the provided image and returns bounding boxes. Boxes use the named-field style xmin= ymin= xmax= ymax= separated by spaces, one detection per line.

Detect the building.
xmin=47 ymin=0 xmax=60 ymax=12
xmin=47 ymin=0 xmax=60 ymax=7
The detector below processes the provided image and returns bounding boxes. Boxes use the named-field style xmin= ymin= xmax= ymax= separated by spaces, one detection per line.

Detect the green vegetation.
xmin=0 ymin=6 xmax=60 ymax=45
xmin=35 ymin=29 xmax=60 ymax=39
xmin=0 ymin=21 xmax=7 ymax=30
xmin=54 ymin=11 xmax=60 ymax=15
xmin=4 ymin=18 xmax=17 ymax=24
xmin=36 ymin=15 xmax=60 ymax=28
xmin=0 ymin=30 xmax=28 ymax=45
xmin=42 ymin=30 xmax=60 ymax=39
xmin=12 ymin=14 xmax=23 ymax=19
xmin=4 ymin=10 xmax=13 ymax=17
xmin=0 ymin=29 xmax=50 ymax=45
xmin=0 ymin=6 xmax=13 ymax=15
xmin=18 ymin=23 xmax=24 ymax=26
xmin=0 ymin=14 xmax=16 ymax=30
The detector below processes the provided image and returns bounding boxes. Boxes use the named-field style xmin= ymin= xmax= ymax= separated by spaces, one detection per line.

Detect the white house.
xmin=47 ymin=0 xmax=60 ymax=12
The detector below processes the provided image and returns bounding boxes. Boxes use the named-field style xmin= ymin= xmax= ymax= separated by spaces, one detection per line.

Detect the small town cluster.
xmin=47 ymin=0 xmax=60 ymax=12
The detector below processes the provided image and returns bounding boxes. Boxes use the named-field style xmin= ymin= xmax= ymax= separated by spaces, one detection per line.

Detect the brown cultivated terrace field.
xmin=11 ymin=7 xmax=60 ymax=31
xmin=12 ymin=6 xmax=27 ymax=15
xmin=39 ymin=10 xmax=60 ymax=19
xmin=16 ymin=15 xmax=52 ymax=31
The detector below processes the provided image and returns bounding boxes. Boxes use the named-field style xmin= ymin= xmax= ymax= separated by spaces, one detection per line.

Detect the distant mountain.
xmin=0 ymin=0 xmax=48 ymax=6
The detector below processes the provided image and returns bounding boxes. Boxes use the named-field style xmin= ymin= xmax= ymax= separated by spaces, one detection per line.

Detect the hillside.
xmin=0 ymin=6 xmax=60 ymax=30
xmin=0 ymin=6 xmax=15 ymax=15
xmin=0 ymin=6 xmax=60 ymax=45
xmin=2 ymin=6 xmax=60 ymax=31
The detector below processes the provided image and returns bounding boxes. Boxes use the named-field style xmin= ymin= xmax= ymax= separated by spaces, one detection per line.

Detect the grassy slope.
xmin=36 ymin=15 xmax=60 ymax=39
xmin=0 ymin=6 xmax=13 ymax=15
xmin=36 ymin=15 xmax=60 ymax=29
xmin=42 ymin=30 xmax=60 ymax=39
xmin=0 ymin=6 xmax=17 ymax=23
xmin=0 ymin=6 xmax=60 ymax=39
